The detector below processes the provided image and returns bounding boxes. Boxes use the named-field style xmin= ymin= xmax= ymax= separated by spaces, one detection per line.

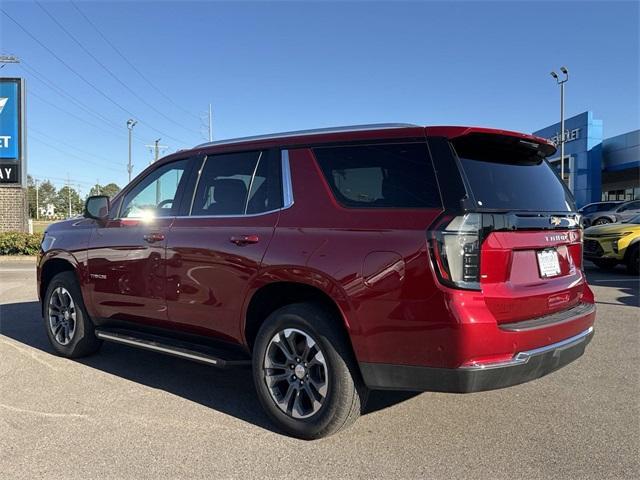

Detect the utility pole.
xmin=126 ymin=119 xmax=137 ymax=183
xmin=144 ymin=138 xmax=168 ymax=204
xmin=550 ymin=67 xmax=569 ymax=187
xmin=208 ymin=103 xmax=213 ymax=141
xmin=145 ymin=138 xmax=168 ymax=164
xmin=67 ymin=173 xmax=72 ymax=218
xmin=35 ymin=179 xmax=39 ymax=220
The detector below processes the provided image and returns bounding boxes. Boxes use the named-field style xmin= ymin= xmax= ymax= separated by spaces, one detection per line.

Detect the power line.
xmin=30 ymin=132 xmax=124 ymax=173
xmin=28 ymin=89 xmax=134 ymax=144
xmin=30 ymin=174 xmax=98 ymax=188
xmin=30 ymin=126 xmax=127 ymax=167
xmin=35 ymin=0 xmax=201 ymax=139
xmin=70 ymin=0 xmax=202 ymax=123
xmin=2 ymin=9 xmax=135 ymax=125
xmin=21 ymin=61 xmax=126 ymax=135
xmin=25 ymin=74 xmax=149 ymax=148
xmin=1 ymin=7 xmax=191 ymax=147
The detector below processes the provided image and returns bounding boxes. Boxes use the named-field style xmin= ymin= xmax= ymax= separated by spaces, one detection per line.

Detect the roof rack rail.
xmin=194 ymin=123 xmax=419 ymax=149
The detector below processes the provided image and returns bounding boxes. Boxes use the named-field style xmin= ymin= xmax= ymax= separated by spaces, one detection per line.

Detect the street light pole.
xmin=550 ymin=67 xmax=569 ymax=186
xmin=126 ymin=119 xmax=137 ymax=183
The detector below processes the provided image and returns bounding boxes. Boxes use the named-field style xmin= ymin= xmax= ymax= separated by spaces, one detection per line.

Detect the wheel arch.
xmin=623 ymin=237 xmax=640 ymax=261
xmin=39 ymin=252 xmax=82 ymax=312
xmin=242 ymin=271 xmax=361 ymax=358
xmin=592 ymin=215 xmax=616 ymax=224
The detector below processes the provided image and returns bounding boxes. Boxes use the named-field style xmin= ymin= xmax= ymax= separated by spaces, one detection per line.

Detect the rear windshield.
xmin=454 ymin=134 xmax=575 ymax=212
xmin=313 ymin=143 xmax=442 ymax=209
xmin=459 ymin=158 xmax=574 ymax=212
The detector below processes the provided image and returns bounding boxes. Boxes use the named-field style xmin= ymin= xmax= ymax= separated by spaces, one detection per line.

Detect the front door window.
xmin=120 ymin=160 xmax=188 ymax=218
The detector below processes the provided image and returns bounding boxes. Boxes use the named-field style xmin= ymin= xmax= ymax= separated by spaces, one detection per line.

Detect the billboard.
xmin=0 ymin=78 xmax=25 ymax=185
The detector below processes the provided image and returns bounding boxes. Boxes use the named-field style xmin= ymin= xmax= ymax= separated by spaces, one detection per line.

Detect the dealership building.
xmin=534 ymin=111 xmax=640 ymax=208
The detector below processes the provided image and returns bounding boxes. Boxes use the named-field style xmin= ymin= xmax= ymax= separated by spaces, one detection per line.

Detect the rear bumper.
xmin=360 ymin=326 xmax=594 ymax=393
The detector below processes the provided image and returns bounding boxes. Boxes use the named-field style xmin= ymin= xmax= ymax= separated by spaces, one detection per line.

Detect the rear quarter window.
xmin=313 ymin=143 xmax=442 ymax=209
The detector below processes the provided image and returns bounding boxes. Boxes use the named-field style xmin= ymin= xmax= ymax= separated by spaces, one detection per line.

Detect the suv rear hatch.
xmin=428 ymin=131 xmax=587 ymax=324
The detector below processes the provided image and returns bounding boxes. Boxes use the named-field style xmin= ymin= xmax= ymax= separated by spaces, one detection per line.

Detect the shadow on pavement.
xmin=0 ymin=300 xmax=418 ymax=433
xmin=584 ymin=263 xmax=639 ymax=308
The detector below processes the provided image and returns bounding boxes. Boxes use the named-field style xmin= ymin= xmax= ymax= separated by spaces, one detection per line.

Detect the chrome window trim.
xmin=281 ymin=149 xmax=294 ymax=209
xmin=174 ymin=209 xmax=282 ymax=220
xmin=244 ymin=151 xmax=263 ymax=215
xmin=194 ymin=123 xmax=418 ymax=149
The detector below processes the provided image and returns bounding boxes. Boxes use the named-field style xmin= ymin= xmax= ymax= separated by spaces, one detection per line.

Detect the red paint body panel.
xmin=165 ymin=212 xmax=279 ymax=341
xmin=480 ymin=230 xmax=587 ymax=323
xmin=86 ymin=217 xmax=174 ymax=325
xmin=37 ymin=124 xmax=595 ymax=380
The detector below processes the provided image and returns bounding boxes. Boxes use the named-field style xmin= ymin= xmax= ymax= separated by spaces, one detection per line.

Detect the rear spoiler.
xmin=425 ymin=126 xmax=556 ymax=158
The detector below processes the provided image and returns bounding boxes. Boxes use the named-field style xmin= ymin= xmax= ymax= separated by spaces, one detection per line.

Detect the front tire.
xmin=626 ymin=245 xmax=639 ymax=275
xmin=592 ymin=259 xmax=618 ymax=270
xmin=252 ymin=303 xmax=366 ymax=439
xmin=43 ymin=272 xmax=102 ymax=358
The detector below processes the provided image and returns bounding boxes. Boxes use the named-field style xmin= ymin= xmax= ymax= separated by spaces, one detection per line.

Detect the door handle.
xmin=143 ymin=232 xmax=165 ymax=243
xmin=230 ymin=234 xmax=259 ymax=246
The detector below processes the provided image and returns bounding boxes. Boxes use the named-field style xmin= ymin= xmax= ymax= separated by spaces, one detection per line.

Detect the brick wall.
xmin=0 ymin=187 xmax=28 ymax=232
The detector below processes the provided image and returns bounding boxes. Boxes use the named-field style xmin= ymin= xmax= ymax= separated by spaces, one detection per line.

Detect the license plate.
xmin=537 ymin=249 xmax=561 ymax=278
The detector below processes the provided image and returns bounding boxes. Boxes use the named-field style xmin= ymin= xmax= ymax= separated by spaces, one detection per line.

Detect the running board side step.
xmin=94 ymin=328 xmax=251 ymax=368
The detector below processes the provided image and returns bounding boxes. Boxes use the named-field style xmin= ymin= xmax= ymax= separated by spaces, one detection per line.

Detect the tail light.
xmin=429 ymin=213 xmax=482 ymax=290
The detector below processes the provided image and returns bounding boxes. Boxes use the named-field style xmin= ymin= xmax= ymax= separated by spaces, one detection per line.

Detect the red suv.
xmin=38 ymin=124 xmax=595 ymax=439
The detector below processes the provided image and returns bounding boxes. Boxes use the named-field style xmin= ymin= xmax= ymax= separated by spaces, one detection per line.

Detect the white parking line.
xmin=0 ymin=268 xmax=35 ymax=272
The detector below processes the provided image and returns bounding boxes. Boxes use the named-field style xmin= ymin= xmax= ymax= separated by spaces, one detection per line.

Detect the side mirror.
xmin=84 ymin=195 xmax=110 ymax=221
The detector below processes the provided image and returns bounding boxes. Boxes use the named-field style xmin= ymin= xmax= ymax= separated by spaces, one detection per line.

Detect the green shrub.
xmin=0 ymin=231 xmax=43 ymax=255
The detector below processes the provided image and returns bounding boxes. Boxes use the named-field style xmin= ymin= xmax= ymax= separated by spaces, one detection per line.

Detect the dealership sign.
xmin=548 ymin=128 xmax=581 ymax=147
xmin=0 ymin=78 xmax=25 ymax=185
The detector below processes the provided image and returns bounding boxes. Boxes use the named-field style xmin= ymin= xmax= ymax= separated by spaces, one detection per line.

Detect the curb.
xmin=0 ymin=255 xmax=38 ymax=263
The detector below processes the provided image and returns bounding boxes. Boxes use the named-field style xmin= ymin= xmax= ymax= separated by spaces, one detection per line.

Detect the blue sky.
xmin=1 ymin=0 xmax=638 ymax=192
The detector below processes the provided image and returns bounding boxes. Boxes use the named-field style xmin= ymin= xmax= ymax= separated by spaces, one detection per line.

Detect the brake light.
xmin=429 ymin=213 xmax=482 ymax=290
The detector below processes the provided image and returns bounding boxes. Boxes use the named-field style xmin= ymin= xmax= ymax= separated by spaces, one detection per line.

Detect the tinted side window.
xmin=313 ymin=143 xmax=441 ymax=208
xmin=120 ymin=159 xmax=188 ymax=218
xmin=191 ymin=152 xmax=260 ymax=216
xmin=246 ymin=150 xmax=283 ymax=214
xmin=620 ymin=201 xmax=640 ymax=212
xmin=596 ymin=204 xmax=614 ymax=212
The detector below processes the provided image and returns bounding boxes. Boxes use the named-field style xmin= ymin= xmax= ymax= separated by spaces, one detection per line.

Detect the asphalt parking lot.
xmin=0 ymin=258 xmax=638 ymax=479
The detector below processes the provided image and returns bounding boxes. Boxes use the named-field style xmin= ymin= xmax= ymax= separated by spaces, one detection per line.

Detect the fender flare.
xmin=39 ymin=250 xmax=85 ymax=301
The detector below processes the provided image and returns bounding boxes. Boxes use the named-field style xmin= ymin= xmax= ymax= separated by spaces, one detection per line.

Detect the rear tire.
xmin=592 ymin=259 xmax=618 ymax=270
xmin=626 ymin=245 xmax=639 ymax=275
xmin=252 ymin=303 xmax=366 ymax=440
xmin=43 ymin=272 xmax=102 ymax=358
